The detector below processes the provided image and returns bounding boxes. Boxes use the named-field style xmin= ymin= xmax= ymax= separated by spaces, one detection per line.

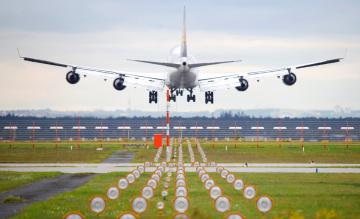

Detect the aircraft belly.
xmin=169 ymin=70 xmax=197 ymax=89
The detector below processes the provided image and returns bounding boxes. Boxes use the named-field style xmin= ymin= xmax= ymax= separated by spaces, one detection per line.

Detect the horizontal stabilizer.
xmin=128 ymin=59 xmax=180 ymax=68
xmin=188 ymin=60 xmax=241 ymax=68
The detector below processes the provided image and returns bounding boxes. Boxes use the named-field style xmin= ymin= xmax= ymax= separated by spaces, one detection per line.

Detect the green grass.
xmin=0 ymin=141 xmax=156 ymax=163
xmin=1 ymin=140 xmax=360 ymax=163
xmin=199 ymin=141 xmax=360 ymax=163
xmin=0 ymin=171 xmax=61 ymax=192
xmin=12 ymin=172 xmax=360 ymax=219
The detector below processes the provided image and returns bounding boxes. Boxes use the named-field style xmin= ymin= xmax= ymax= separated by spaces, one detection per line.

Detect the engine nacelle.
xmin=113 ymin=77 xmax=126 ymax=91
xmin=282 ymin=72 xmax=297 ymax=86
xmin=66 ymin=71 xmax=80 ymax=84
xmin=235 ymin=78 xmax=249 ymax=91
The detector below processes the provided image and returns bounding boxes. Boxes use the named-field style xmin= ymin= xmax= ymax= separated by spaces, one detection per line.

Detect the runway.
xmin=1 ymin=163 xmax=359 ymax=173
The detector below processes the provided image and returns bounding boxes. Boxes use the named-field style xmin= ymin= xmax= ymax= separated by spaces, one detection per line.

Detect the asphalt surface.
xmin=0 ymin=173 xmax=95 ymax=219
xmin=102 ymin=150 xmax=134 ymax=163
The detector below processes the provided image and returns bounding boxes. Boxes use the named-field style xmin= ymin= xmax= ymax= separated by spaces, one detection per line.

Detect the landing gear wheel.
xmin=205 ymin=91 xmax=214 ymax=104
xmin=179 ymin=90 xmax=184 ymax=96
xmin=186 ymin=88 xmax=196 ymax=102
xmin=149 ymin=91 xmax=158 ymax=104
xmin=187 ymin=94 xmax=196 ymax=102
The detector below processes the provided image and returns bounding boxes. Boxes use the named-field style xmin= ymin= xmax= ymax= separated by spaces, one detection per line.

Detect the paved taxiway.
xmin=1 ymin=163 xmax=359 ymax=173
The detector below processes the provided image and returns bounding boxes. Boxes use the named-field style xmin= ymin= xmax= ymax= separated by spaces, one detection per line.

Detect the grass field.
xmin=1 ymin=140 xmax=360 ymax=163
xmin=0 ymin=171 xmax=61 ymax=193
xmin=0 ymin=141 xmax=149 ymax=163
xmin=11 ymin=172 xmax=360 ymax=219
xmin=200 ymin=141 xmax=360 ymax=163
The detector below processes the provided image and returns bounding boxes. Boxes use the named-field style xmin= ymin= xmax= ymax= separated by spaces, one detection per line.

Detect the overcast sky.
xmin=0 ymin=0 xmax=359 ymax=112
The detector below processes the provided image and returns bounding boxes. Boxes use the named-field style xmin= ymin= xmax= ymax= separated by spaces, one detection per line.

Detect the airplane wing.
xmin=21 ymin=56 xmax=166 ymax=91
xmin=198 ymin=58 xmax=343 ymax=91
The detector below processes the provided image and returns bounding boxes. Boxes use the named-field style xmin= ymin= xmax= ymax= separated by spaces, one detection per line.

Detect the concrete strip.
xmin=1 ymin=166 xmax=360 ymax=173
xmin=0 ymin=173 xmax=95 ymax=218
xmin=1 ymin=163 xmax=360 ymax=167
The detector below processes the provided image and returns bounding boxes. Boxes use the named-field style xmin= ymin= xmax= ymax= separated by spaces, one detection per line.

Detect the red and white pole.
xmin=166 ymin=89 xmax=170 ymax=148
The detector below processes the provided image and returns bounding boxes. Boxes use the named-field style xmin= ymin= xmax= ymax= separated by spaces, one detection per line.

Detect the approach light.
xmin=132 ymin=197 xmax=147 ymax=213
xmin=256 ymin=196 xmax=273 ymax=213
xmin=174 ymin=197 xmax=189 ymax=213
xmin=90 ymin=197 xmax=106 ymax=213
xmin=215 ymin=196 xmax=231 ymax=212
xmin=107 ymin=187 xmax=119 ymax=200
xmin=244 ymin=186 xmax=256 ymax=199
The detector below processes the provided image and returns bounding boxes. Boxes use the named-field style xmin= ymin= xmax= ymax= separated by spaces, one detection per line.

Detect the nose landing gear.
xmin=175 ymin=89 xmax=184 ymax=96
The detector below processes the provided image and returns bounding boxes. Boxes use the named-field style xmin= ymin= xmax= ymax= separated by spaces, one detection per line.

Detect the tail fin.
xmin=181 ymin=6 xmax=187 ymax=58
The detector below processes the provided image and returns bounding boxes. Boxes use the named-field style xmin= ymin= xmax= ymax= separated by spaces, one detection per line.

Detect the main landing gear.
xmin=186 ymin=88 xmax=196 ymax=102
xmin=149 ymin=88 xmax=199 ymax=104
xmin=149 ymin=90 xmax=158 ymax=104
xmin=169 ymin=88 xmax=177 ymax=102
xmin=205 ymin=91 xmax=214 ymax=104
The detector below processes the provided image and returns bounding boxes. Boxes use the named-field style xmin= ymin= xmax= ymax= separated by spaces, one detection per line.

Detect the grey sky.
xmin=0 ymin=0 xmax=359 ymax=112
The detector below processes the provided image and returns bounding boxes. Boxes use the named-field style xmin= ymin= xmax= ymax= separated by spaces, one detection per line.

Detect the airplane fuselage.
xmin=167 ymin=66 xmax=198 ymax=89
xmin=165 ymin=48 xmax=198 ymax=89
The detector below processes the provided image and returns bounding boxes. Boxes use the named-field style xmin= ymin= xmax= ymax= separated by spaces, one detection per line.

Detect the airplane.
xmin=20 ymin=7 xmax=342 ymax=104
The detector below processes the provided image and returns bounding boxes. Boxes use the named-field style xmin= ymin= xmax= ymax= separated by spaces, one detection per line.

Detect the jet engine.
xmin=282 ymin=72 xmax=297 ymax=86
xmin=66 ymin=71 xmax=80 ymax=84
xmin=235 ymin=78 xmax=249 ymax=91
xmin=113 ymin=77 xmax=126 ymax=91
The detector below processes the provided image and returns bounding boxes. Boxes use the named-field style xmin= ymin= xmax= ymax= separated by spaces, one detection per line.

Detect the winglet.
xmin=17 ymin=48 xmax=23 ymax=58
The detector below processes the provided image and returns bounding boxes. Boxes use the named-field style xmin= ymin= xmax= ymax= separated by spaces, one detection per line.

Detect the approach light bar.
xmin=117 ymin=126 xmax=131 ymax=129
xmin=190 ymin=126 xmax=203 ymax=130
xmin=95 ymin=126 xmax=109 ymax=130
xmin=3 ymin=126 xmax=18 ymax=130
xmin=206 ymin=126 xmax=220 ymax=129
xmin=273 ymin=126 xmax=287 ymax=130
xmin=140 ymin=126 xmax=153 ymax=129
xmin=341 ymin=127 xmax=354 ymax=130
xmin=49 ymin=126 xmax=63 ymax=130
xmin=296 ymin=126 xmax=309 ymax=130
xmin=251 ymin=126 xmax=264 ymax=130
xmin=27 ymin=126 xmax=41 ymax=130
xmin=318 ymin=127 xmax=332 ymax=130
xmin=229 ymin=126 xmax=242 ymax=130
xmin=72 ymin=126 xmax=86 ymax=129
